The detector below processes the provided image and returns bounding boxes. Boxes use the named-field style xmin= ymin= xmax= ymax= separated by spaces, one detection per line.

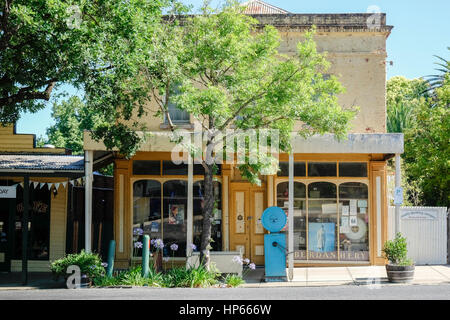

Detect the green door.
xmin=0 ymin=199 xmax=14 ymax=272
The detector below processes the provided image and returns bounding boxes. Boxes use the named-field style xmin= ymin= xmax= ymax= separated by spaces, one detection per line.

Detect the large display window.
xmin=132 ymin=178 xmax=221 ymax=258
xmin=275 ymin=161 xmax=369 ymax=263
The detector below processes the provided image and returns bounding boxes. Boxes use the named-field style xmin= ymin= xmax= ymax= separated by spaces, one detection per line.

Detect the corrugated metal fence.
xmin=388 ymin=207 xmax=448 ymax=265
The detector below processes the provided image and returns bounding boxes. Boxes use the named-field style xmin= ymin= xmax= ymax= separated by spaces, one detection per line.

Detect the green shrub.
xmin=50 ymin=250 xmax=105 ymax=279
xmin=223 ymin=274 xmax=244 ymax=287
xmin=382 ymin=232 xmax=413 ymax=265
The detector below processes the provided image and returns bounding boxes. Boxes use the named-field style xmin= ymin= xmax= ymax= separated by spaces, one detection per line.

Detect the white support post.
xmin=395 ymin=153 xmax=401 ymax=234
xmin=186 ymin=153 xmax=194 ymax=262
xmin=84 ymin=150 xmax=93 ymax=253
xmin=288 ymin=153 xmax=294 ymax=281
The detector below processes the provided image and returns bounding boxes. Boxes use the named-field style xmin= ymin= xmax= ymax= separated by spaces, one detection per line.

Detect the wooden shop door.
xmin=229 ymin=183 xmax=266 ymax=266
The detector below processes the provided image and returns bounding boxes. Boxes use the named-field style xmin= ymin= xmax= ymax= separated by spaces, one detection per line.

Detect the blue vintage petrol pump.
xmin=261 ymin=206 xmax=287 ymax=282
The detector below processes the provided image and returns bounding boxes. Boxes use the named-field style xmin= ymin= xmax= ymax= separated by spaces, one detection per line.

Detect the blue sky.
xmin=17 ymin=0 xmax=450 ymax=139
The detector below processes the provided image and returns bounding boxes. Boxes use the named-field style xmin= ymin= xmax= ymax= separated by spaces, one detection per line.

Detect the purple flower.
xmin=133 ymin=227 xmax=143 ymax=236
xmin=170 ymin=243 xmax=178 ymax=251
xmin=190 ymin=244 xmax=197 ymax=251
xmin=153 ymin=238 xmax=164 ymax=249
xmin=248 ymin=263 xmax=256 ymax=270
xmin=101 ymin=262 xmax=108 ymax=268
xmin=243 ymin=258 xmax=250 ymax=264
xmin=232 ymin=256 xmax=243 ymax=265
xmin=134 ymin=241 xmax=143 ymax=249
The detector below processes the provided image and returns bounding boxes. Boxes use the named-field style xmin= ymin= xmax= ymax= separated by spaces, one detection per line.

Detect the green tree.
xmin=44 ymin=95 xmax=114 ymax=175
xmin=403 ymin=74 xmax=450 ymax=207
xmin=386 ymin=76 xmax=428 ymax=133
xmin=0 ymin=0 xmax=179 ymax=124
xmin=91 ymin=3 xmax=356 ymax=266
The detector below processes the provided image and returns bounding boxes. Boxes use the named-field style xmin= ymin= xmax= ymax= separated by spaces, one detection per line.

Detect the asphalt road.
xmin=1 ymin=283 xmax=450 ymax=300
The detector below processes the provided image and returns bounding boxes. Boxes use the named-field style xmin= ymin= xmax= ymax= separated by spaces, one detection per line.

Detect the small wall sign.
xmin=0 ymin=186 xmax=16 ymax=198
xmin=394 ymin=187 xmax=403 ymax=205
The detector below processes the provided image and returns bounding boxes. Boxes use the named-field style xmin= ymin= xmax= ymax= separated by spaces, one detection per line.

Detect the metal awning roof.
xmin=0 ymin=154 xmax=85 ymax=177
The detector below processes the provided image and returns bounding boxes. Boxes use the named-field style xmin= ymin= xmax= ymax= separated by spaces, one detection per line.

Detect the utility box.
xmin=261 ymin=206 xmax=287 ymax=282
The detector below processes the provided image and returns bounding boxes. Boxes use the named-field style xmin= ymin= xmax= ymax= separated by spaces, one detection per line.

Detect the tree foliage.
xmin=403 ymin=74 xmax=450 ymax=207
xmin=91 ymin=2 xmax=356 ymax=266
xmin=0 ymin=0 xmax=179 ymax=124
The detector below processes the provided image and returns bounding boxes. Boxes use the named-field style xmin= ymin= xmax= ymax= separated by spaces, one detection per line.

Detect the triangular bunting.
xmin=62 ymin=182 xmax=67 ymax=189
xmin=33 ymin=181 xmax=39 ymax=189
xmin=55 ymin=183 xmax=60 ymax=190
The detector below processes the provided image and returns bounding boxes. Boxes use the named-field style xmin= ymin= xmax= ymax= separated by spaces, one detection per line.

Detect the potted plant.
xmin=382 ymin=232 xmax=415 ymax=283
xmin=50 ymin=250 xmax=106 ymax=288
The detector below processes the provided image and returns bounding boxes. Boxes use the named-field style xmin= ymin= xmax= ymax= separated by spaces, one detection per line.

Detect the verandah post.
xmin=142 ymin=235 xmax=150 ymax=277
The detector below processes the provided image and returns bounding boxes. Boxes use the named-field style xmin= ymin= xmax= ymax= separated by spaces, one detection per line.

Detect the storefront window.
xmin=277 ymin=162 xmax=306 ymax=177
xmin=339 ymin=163 xmax=367 ymax=177
xmin=276 ymin=182 xmax=306 ymax=260
xmin=133 ymin=179 xmax=222 ymax=258
xmin=14 ymin=186 xmax=51 ymax=260
xmin=193 ymin=181 xmax=222 ymax=252
xmin=308 ymin=162 xmax=337 ymax=177
xmin=163 ymin=180 xmax=187 ymax=257
xmin=338 ymin=182 xmax=369 ymax=261
xmin=133 ymin=180 xmax=162 ymax=257
xmin=307 ymin=182 xmax=338 ymax=261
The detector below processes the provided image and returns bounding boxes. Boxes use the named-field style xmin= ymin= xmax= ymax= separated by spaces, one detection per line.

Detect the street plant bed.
xmin=51 ymin=250 xmax=253 ymax=289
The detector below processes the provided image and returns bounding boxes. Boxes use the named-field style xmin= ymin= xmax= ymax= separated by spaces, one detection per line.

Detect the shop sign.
xmin=294 ymin=250 xmax=370 ymax=261
xmin=401 ymin=210 xmax=437 ymax=220
xmin=0 ymin=186 xmax=16 ymax=198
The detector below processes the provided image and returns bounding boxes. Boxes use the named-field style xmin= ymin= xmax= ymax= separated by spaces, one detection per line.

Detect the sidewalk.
xmin=1 ymin=265 xmax=450 ymax=290
xmin=242 ymin=265 xmax=450 ymax=288
xmin=0 ymin=272 xmax=65 ymax=290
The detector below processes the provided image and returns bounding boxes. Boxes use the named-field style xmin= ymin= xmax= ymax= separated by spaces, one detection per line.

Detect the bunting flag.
xmin=21 ymin=177 xmax=88 ymax=190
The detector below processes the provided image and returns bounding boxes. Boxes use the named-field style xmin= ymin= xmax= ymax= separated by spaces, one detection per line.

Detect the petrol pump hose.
xmin=272 ymin=241 xmax=295 ymax=256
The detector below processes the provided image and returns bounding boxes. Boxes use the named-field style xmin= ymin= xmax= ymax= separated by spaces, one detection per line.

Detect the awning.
xmin=0 ymin=154 xmax=84 ymax=177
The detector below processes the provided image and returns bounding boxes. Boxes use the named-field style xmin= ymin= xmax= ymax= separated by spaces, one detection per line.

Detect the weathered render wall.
xmin=85 ymin=13 xmax=392 ymax=151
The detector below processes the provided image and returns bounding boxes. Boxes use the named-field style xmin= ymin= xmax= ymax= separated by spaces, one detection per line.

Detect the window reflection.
xmin=307 ymin=182 xmax=338 ymax=261
xmin=338 ymin=183 xmax=369 ymax=261
xmin=276 ymin=182 xmax=306 ymax=260
xmin=132 ymin=179 xmax=222 ymax=258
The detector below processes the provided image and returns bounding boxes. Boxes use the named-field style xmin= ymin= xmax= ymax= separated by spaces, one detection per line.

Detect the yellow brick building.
xmin=83 ymin=1 xmax=403 ymax=269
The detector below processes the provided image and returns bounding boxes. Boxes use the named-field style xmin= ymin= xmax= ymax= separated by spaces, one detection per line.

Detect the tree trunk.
xmin=200 ymin=162 xmax=215 ymax=269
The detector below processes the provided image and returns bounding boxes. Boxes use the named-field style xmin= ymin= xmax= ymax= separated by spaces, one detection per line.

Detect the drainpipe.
xmin=85 ymin=150 xmax=93 ymax=253
xmin=288 ymin=153 xmax=294 ymax=281
xmin=186 ymin=152 xmax=193 ymax=262
xmin=22 ymin=175 xmax=29 ymax=285
xmin=394 ymin=153 xmax=401 ymax=235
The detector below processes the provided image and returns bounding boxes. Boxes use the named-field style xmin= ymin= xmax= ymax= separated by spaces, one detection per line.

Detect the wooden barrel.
xmin=386 ymin=264 xmax=415 ymax=283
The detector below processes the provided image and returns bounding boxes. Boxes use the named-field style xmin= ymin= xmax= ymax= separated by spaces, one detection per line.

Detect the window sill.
xmin=159 ymin=123 xmax=194 ymax=130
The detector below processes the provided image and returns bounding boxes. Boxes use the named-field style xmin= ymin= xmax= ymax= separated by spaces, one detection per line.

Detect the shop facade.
xmin=83 ymin=6 xmax=403 ymax=269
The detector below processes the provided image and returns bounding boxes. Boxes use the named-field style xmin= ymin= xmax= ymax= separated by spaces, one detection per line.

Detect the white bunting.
xmin=40 ymin=182 xmax=46 ymax=189
xmin=55 ymin=183 xmax=60 ymax=190
xmin=62 ymin=182 xmax=67 ymax=189
xmin=33 ymin=181 xmax=39 ymax=188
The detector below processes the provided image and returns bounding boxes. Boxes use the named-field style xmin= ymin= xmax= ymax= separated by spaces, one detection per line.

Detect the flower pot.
xmin=385 ymin=264 xmax=415 ymax=283
xmin=65 ymin=273 xmax=92 ymax=289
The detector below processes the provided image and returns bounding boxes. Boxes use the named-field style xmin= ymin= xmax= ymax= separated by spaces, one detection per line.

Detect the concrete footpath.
xmin=242 ymin=265 xmax=450 ymax=288
xmin=1 ymin=265 xmax=450 ymax=290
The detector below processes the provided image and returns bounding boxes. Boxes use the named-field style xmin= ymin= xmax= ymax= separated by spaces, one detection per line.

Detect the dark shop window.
xmin=308 ymin=162 xmax=337 ymax=177
xmin=133 ymin=161 xmax=161 ymax=175
xmin=339 ymin=162 xmax=368 ymax=177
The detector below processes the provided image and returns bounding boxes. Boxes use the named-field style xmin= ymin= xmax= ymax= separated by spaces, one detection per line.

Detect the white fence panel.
xmin=388 ymin=207 xmax=448 ymax=265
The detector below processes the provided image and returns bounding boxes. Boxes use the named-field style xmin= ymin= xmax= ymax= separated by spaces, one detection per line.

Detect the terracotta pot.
xmin=386 ymin=264 xmax=415 ymax=283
